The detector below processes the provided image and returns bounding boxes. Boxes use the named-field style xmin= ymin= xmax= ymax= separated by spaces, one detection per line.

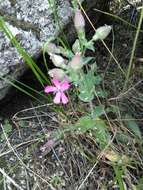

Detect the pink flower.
xmin=40 ymin=139 xmax=55 ymax=153
xmin=44 ymin=79 xmax=70 ymax=104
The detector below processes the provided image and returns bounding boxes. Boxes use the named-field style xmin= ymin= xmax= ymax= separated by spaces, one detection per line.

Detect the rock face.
xmin=0 ymin=0 xmax=107 ymax=101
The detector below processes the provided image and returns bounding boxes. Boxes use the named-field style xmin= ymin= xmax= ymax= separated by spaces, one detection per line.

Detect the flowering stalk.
xmin=74 ymin=8 xmax=86 ymax=51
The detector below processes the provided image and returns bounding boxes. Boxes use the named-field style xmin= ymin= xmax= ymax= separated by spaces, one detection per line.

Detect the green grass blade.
xmin=94 ymin=8 xmax=143 ymax=33
xmin=11 ymin=78 xmax=49 ymax=101
xmin=0 ymin=75 xmax=42 ymax=103
xmin=43 ymin=37 xmax=55 ymax=74
xmin=123 ymin=7 xmax=143 ymax=90
xmin=0 ymin=74 xmax=66 ymax=115
xmin=113 ymin=165 xmax=125 ymax=190
xmin=0 ymin=17 xmax=49 ymax=86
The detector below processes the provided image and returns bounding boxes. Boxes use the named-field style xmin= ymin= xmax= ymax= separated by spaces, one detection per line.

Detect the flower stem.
xmin=89 ymin=101 xmax=94 ymax=118
xmin=123 ymin=7 xmax=143 ymax=90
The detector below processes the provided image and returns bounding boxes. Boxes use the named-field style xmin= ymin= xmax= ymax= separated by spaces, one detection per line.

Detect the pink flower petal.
xmin=52 ymin=79 xmax=61 ymax=88
xmin=40 ymin=139 xmax=55 ymax=152
xmin=44 ymin=86 xmax=57 ymax=93
xmin=53 ymin=92 xmax=61 ymax=104
xmin=61 ymin=92 xmax=68 ymax=104
xmin=61 ymin=80 xmax=70 ymax=91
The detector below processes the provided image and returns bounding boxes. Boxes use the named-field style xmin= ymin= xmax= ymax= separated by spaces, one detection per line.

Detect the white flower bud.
xmin=93 ymin=25 xmax=112 ymax=41
xmin=74 ymin=9 xmax=85 ymax=30
xmin=68 ymin=52 xmax=83 ymax=71
xmin=49 ymin=53 xmax=66 ymax=68
xmin=48 ymin=68 xmax=66 ymax=80
xmin=46 ymin=43 xmax=60 ymax=54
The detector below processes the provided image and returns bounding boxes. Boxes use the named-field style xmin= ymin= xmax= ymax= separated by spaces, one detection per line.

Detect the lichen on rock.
xmin=0 ymin=0 xmax=73 ymax=101
xmin=0 ymin=0 xmax=106 ymax=101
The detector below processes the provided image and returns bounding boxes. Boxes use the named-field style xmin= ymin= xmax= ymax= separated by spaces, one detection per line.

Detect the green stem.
xmin=123 ymin=7 xmax=143 ymax=90
xmin=89 ymin=101 xmax=94 ymax=118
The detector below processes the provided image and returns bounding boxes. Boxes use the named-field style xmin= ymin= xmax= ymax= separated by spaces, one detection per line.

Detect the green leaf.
xmin=82 ymin=57 xmax=95 ymax=65
xmin=125 ymin=114 xmax=141 ymax=139
xmin=72 ymin=39 xmax=81 ymax=53
xmin=73 ymin=116 xmax=96 ymax=133
xmin=96 ymin=89 xmax=107 ymax=98
xmin=93 ymin=118 xmax=110 ymax=149
xmin=3 ymin=120 xmax=12 ymax=133
xmin=79 ymin=90 xmax=94 ymax=102
xmin=78 ymin=70 xmax=96 ymax=102
xmin=85 ymin=41 xmax=95 ymax=51
xmin=1 ymin=120 xmax=12 ymax=141
xmin=68 ymin=69 xmax=79 ymax=83
xmin=67 ymin=116 xmax=109 ymax=149
xmin=106 ymin=105 xmax=119 ymax=114
xmin=137 ymin=177 xmax=143 ymax=190
xmin=113 ymin=165 xmax=125 ymax=190
xmin=67 ymin=116 xmax=98 ymax=133
xmin=93 ymin=105 xmax=105 ymax=117
xmin=94 ymin=75 xmax=102 ymax=85
xmin=115 ymin=132 xmax=130 ymax=144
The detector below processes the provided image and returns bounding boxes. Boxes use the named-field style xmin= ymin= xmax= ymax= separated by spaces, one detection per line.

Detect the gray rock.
xmin=0 ymin=0 xmax=107 ymax=101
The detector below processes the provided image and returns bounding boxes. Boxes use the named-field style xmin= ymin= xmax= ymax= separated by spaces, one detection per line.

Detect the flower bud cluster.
xmin=48 ymin=52 xmax=83 ymax=81
xmin=45 ymin=12 xmax=111 ymax=83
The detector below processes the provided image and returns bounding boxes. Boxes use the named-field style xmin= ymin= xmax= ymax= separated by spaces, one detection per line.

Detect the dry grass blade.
xmin=76 ymin=131 xmax=117 ymax=190
xmin=76 ymin=0 xmax=125 ymax=76
xmin=12 ymin=103 xmax=59 ymax=123
xmin=0 ymin=139 xmax=39 ymax=158
xmin=0 ymin=124 xmax=56 ymax=190
xmin=0 ymin=168 xmax=24 ymax=190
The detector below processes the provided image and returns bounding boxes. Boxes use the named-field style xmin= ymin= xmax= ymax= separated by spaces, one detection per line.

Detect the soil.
xmin=0 ymin=71 xmax=38 ymax=119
